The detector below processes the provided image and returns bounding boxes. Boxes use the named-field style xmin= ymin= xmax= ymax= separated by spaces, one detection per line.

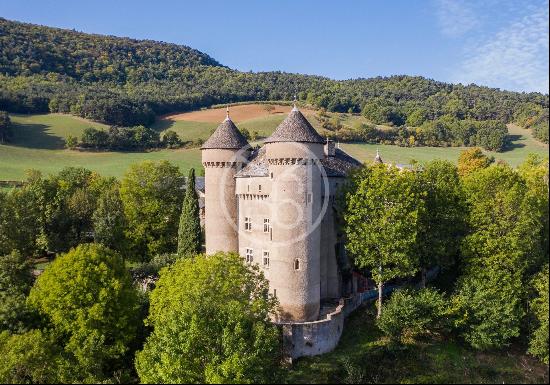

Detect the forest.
xmin=0 ymin=17 xmax=548 ymax=150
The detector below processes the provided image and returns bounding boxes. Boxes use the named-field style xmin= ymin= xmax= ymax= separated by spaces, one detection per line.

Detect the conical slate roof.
xmin=264 ymin=107 xmax=324 ymax=144
xmin=201 ymin=117 xmax=250 ymax=149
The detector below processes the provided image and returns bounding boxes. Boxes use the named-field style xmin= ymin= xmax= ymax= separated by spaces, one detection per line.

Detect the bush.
xmin=451 ymin=270 xmax=524 ymax=350
xmin=161 ymin=130 xmax=183 ymax=148
xmin=377 ymin=288 xmax=447 ymax=342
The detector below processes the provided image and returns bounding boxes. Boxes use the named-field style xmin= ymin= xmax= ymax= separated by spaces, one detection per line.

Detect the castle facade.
xmin=201 ymin=106 xmax=361 ymax=322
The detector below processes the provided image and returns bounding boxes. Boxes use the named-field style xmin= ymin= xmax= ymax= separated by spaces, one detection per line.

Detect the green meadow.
xmin=0 ymin=114 xmax=201 ymax=180
xmin=0 ymin=111 xmax=547 ymax=181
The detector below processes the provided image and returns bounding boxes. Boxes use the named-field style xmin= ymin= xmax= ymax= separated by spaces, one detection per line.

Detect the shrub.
xmin=450 ymin=270 xmax=524 ymax=350
xmin=377 ymin=288 xmax=447 ymax=342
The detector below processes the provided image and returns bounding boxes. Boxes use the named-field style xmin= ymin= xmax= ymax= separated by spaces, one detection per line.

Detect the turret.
xmin=202 ymin=109 xmax=250 ymax=254
xmin=264 ymin=105 xmax=325 ymax=322
xmin=374 ymin=149 xmax=383 ymax=164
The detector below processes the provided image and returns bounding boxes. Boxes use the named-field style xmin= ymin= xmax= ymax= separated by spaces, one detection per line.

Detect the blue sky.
xmin=1 ymin=0 xmax=548 ymax=93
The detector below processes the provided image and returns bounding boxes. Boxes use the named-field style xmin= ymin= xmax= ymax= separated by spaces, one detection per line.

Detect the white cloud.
xmin=452 ymin=2 xmax=549 ymax=93
xmin=435 ymin=0 xmax=479 ymax=37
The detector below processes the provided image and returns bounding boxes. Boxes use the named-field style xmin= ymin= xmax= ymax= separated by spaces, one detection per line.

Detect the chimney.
xmin=324 ymin=138 xmax=335 ymax=157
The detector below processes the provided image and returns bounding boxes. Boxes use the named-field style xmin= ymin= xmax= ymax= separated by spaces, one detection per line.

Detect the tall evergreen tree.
xmin=177 ymin=168 xmax=202 ymax=257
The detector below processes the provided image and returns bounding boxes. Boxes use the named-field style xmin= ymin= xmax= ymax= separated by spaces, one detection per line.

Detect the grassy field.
xmin=0 ymin=108 xmax=547 ymax=181
xmin=281 ymin=305 xmax=549 ymax=384
xmin=0 ymin=114 xmax=202 ymax=180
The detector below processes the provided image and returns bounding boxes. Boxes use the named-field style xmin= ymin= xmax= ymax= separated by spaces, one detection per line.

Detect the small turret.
xmin=374 ymin=149 xmax=383 ymax=164
xmin=202 ymin=108 xmax=250 ymax=254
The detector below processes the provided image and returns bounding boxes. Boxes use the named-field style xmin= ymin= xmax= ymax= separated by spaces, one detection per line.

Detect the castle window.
xmin=307 ymin=193 xmax=312 ymax=204
xmin=294 ymin=259 xmax=300 ymax=270
xmin=263 ymin=218 xmax=270 ymax=233
xmin=247 ymin=184 xmax=250 ymax=192
xmin=244 ymin=217 xmax=252 ymax=231
xmin=245 ymin=248 xmax=253 ymax=263
xmin=270 ymin=172 xmax=273 ymax=179
xmin=259 ymin=184 xmax=262 ymax=192
xmin=263 ymin=251 xmax=270 ymax=267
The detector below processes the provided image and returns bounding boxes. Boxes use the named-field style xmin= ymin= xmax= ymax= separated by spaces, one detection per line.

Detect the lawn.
xmin=0 ymin=111 xmax=547 ymax=181
xmin=281 ymin=305 xmax=549 ymax=384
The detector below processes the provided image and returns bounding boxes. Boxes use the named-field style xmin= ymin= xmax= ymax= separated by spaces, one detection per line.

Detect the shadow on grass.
xmin=501 ymin=134 xmax=527 ymax=152
xmin=151 ymin=118 xmax=175 ymax=132
xmin=11 ymin=122 xmax=66 ymax=150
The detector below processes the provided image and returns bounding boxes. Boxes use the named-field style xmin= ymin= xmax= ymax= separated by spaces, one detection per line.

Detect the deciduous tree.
xmin=457 ymin=147 xmax=493 ymax=177
xmin=343 ymin=164 xmax=424 ymax=318
xmin=28 ymin=243 xmax=140 ymax=382
xmin=135 ymin=252 xmax=280 ymax=384
xmin=120 ymin=161 xmax=184 ymax=260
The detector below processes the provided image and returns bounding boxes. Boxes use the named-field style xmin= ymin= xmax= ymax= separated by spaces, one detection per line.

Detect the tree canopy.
xmin=342 ymin=164 xmax=424 ymax=317
xmin=120 ymin=160 xmax=184 ymax=260
xmin=27 ymin=243 xmax=141 ymax=382
xmin=135 ymin=252 xmax=280 ymax=384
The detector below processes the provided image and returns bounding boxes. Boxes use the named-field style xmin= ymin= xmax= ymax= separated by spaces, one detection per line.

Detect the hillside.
xmin=0 ymin=17 xmax=221 ymax=81
xmin=0 ymin=17 xmax=548 ymax=143
xmin=1 ymin=108 xmax=547 ymax=181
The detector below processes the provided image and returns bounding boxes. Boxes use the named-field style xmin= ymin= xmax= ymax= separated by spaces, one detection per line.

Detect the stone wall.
xmin=279 ymin=266 xmax=440 ymax=361
xmin=280 ymin=301 xmax=345 ymax=361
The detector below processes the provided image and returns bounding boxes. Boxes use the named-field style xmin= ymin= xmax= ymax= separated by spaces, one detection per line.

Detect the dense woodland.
xmin=0 ymin=17 xmax=548 ymax=151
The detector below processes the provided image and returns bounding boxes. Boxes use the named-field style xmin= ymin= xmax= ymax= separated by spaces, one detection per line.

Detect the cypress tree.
xmin=177 ymin=168 xmax=202 ymax=256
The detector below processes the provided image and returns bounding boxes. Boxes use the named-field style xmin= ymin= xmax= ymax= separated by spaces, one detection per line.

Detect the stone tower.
xmin=201 ymin=111 xmax=249 ymax=254
xmin=263 ymin=105 xmax=326 ymax=322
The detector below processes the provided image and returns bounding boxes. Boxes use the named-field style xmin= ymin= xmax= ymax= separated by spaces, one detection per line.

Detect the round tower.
xmin=201 ymin=110 xmax=250 ymax=254
xmin=264 ymin=105 xmax=326 ymax=322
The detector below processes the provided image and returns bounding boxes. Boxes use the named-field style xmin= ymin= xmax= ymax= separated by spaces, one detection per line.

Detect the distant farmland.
xmin=0 ymin=105 xmax=547 ymax=181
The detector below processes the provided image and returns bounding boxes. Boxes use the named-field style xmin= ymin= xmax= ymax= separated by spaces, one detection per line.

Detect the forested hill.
xmin=0 ymin=17 xmax=221 ymax=81
xmin=0 ymin=17 xmax=548 ymax=144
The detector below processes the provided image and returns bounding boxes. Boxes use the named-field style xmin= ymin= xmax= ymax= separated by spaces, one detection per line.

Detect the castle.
xmin=201 ymin=105 xmax=361 ymax=322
